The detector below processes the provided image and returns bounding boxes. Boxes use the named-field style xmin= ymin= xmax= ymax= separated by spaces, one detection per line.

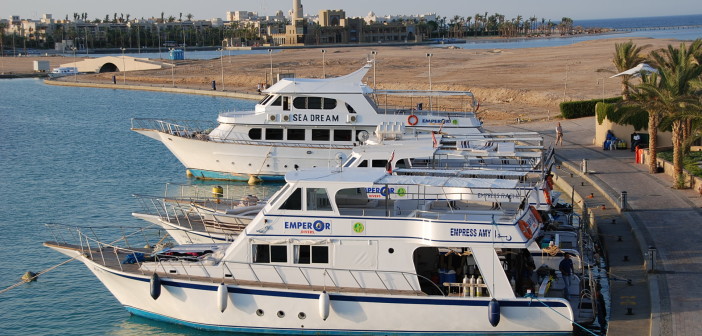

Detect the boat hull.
xmin=64 ymin=252 xmax=573 ymax=335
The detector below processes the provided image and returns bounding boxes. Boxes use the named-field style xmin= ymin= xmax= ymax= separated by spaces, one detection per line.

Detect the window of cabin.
xmin=258 ymin=94 xmax=273 ymax=105
xmin=279 ymin=188 xmax=302 ymax=210
xmin=343 ymin=156 xmax=357 ymax=167
xmin=311 ymin=129 xmax=330 ymax=141
xmin=357 ymin=160 xmax=368 ymax=167
xmin=265 ymin=128 xmax=284 ymax=140
xmin=293 ymin=97 xmax=307 ymax=109
xmin=253 ymin=244 xmax=287 ymax=263
xmin=249 ymin=128 xmax=262 ymax=140
xmin=307 ymin=97 xmax=322 ymax=109
xmin=346 ymin=102 xmax=356 ymax=113
xmin=371 ymin=160 xmax=388 ymax=168
xmin=294 ymin=245 xmax=329 ymax=264
xmin=324 ymin=99 xmax=337 ymax=109
xmin=287 ymin=128 xmax=305 ymax=141
xmin=306 ymin=188 xmax=333 ymax=211
xmin=333 ymin=129 xmax=352 ymax=142
xmin=268 ymin=184 xmax=290 ymax=207
xmin=271 ymin=96 xmax=282 ymax=106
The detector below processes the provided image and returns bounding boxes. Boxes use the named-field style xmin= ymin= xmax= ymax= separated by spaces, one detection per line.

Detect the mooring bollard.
xmin=212 ymin=80 xmax=217 ymax=90
xmin=620 ymin=191 xmax=628 ymax=211
xmin=581 ymin=159 xmax=588 ymax=174
xmin=648 ymin=246 xmax=657 ymax=273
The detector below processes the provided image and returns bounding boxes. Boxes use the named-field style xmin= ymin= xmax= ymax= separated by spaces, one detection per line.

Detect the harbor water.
xmin=0 ymin=78 xmax=279 ymax=335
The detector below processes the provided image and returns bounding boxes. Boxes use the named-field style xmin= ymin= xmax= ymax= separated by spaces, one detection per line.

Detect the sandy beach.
xmin=2 ymin=37 xmax=679 ymax=124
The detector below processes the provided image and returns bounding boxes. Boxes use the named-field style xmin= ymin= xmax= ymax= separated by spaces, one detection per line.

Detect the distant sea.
xmin=575 ymin=14 xmax=702 ymax=29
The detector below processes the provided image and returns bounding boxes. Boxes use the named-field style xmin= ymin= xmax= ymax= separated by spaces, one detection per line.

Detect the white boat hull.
xmin=59 ymin=249 xmax=573 ymax=335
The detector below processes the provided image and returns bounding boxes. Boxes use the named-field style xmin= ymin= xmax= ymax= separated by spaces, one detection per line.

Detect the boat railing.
xmin=50 ymin=224 xmax=444 ymax=295
xmin=370 ymin=90 xmax=478 ymax=116
xmin=130 ymin=118 xmax=217 ymax=136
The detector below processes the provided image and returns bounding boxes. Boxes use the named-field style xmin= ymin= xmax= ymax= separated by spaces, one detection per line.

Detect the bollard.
xmin=648 ymin=246 xmax=657 ymax=273
xmin=112 ymin=75 xmax=116 ymax=84
xmin=620 ymin=191 xmax=628 ymax=211
xmin=581 ymin=159 xmax=588 ymax=174
xmin=618 ymin=236 xmax=623 ymax=242
xmin=623 ymin=255 xmax=629 ymax=261
xmin=626 ymin=307 xmax=634 ymax=315
xmin=212 ymin=80 xmax=217 ymax=90
xmin=612 ymin=219 xmax=616 ymax=224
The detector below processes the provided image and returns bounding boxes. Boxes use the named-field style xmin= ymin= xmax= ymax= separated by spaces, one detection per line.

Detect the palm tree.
xmin=612 ymin=41 xmax=648 ymax=100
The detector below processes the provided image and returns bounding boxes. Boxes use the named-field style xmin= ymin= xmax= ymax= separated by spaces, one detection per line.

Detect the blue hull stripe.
xmin=125 ymin=306 xmax=570 ymax=335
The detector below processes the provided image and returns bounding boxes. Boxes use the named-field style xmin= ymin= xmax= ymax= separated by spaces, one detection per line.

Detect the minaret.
xmin=292 ymin=0 xmax=303 ymax=20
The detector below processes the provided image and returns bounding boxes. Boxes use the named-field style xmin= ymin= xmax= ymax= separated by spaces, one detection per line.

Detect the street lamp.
xmin=121 ymin=47 xmax=126 ymax=84
xmin=321 ymin=49 xmax=326 ymax=79
xmin=218 ymin=48 xmax=224 ymax=91
xmin=371 ymin=50 xmax=377 ymax=89
xmin=597 ymin=77 xmax=606 ymax=103
xmin=71 ymin=47 xmax=77 ymax=82
xmin=268 ymin=49 xmax=273 ymax=86
xmin=427 ymin=53 xmax=433 ymax=111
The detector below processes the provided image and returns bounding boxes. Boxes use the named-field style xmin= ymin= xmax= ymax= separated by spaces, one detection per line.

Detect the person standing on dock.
xmin=555 ymin=122 xmax=564 ymax=146
xmin=559 ymin=253 xmax=574 ymax=299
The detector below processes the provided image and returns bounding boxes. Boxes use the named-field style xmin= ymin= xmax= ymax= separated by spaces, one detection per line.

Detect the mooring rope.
xmin=0 ymin=256 xmax=78 ymax=295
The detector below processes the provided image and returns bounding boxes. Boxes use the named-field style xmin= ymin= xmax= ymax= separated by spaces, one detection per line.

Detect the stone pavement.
xmin=486 ymin=117 xmax=702 ymax=336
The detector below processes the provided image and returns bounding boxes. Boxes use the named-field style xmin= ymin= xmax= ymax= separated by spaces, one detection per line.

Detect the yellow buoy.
xmin=21 ymin=271 xmax=38 ymax=282
xmin=212 ymin=186 xmax=224 ymax=198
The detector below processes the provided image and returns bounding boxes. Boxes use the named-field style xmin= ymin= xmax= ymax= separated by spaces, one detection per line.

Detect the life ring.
xmin=543 ymin=189 xmax=553 ymax=206
xmin=529 ymin=206 xmax=543 ymax=224
xmin=407 ymin=115 xmax=419 ymax=126
xmin=518 ymin=220 xmax=533 ymax=240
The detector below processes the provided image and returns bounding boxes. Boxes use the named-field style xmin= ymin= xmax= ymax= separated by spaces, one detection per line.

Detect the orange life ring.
xmin=543 ymin=189 xmax=553 ymax=206
xmin=530 ymin=206 xmax=543 ymax=224
xmin=407 ymin=115 xmax=419 ymax=126
xmin=518 ymin=220 xmax=533 ymax=240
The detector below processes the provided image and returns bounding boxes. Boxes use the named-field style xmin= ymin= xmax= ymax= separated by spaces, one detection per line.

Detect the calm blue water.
xmin=0 ymin=78 xmax=270 ymax=335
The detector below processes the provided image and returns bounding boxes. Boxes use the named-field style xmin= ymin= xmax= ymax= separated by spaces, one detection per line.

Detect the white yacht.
xmin=48 ymin=66 xmax=79 ymax=78
xmin=47 ymin=168 xmax=578 ymax=334
xmin=131 ymin=63 xmax=483 ymax=182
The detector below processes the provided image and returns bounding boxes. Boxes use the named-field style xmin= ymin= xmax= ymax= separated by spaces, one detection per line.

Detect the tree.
xmin=612 ymin=41 xmax=648 ymax=100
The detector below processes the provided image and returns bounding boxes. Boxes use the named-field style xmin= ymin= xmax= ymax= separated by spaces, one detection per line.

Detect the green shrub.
xmin=561 ymin=97 xmax=621 ymax=119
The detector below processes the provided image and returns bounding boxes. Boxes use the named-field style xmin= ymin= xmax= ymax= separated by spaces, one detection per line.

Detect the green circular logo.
xmin=353 ymin=222 xmax=365 ymax=233
xmin=397 ymin=188 xmax=407 ymax=197
xmin=452 ymin=119 xmax=459 ymax=125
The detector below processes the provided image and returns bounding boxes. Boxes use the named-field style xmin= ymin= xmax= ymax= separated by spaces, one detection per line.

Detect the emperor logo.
xmin=366 ymin=187 xmax=395 ymax=196
xmin=285 ymin=219 xmax=331 ymax=234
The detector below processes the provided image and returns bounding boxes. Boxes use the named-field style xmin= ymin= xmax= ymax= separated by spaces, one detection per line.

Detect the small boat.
xmin=48 ymin=67 xmax=80 ymax=78
xmin=131 ymin=63 xmax=484 ymax=182
xmin=46 ymin=167 xmax=580 ymax=334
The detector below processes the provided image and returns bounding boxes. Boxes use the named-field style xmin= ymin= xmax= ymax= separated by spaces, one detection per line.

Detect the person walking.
xmin=559 ymin=253 xmax=574 ymax=299
xmin=555 ymin=122 xmax=564 ymax=146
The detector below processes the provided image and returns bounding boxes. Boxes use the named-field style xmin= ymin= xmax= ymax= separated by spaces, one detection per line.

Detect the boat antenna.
xmin=491 ymin=214 xmax=496 ymax=298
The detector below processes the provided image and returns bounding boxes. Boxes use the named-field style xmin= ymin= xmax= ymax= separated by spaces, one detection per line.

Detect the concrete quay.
xmin=487 ymin=117 xmax=702 ymax=336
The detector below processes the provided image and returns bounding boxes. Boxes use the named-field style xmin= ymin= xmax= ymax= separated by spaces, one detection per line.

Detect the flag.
xmin=386 ymin=150 xmax=395 ymax=174
xmin=431 ymin=132 xmax=438 ymax=148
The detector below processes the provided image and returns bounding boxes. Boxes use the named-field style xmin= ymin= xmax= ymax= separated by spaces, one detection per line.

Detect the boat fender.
xmin=150 ymin=273 xmax=162 ymax=300
xmin=407 ymin=115 xmax=419 ymax=126
xmin=518 ymin=220 xmax=533 ymax=240
xmin=488 ymin=298 xmax=501 ymax=327
xmin=319 ymin=291 xmax=330 ymax=320
xmin=217 ymin=283 xmax=228 ymax=312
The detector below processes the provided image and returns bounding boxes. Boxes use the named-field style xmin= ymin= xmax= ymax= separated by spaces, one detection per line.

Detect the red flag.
xmin=431 ymin=132 xmax=438 ymax=148
xmin=386 ymin=150 xmax=395 ymax=174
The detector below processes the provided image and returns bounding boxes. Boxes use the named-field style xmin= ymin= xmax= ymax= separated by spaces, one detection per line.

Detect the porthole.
xmin=298 ymin=312 xmax=307 ymax=319
xmin=284 ymin=165 xmax=288 ymax=168
xmin=256 ymin=309 xmax=264 ymax=316
xmin=388 ymin=248 xmax=395 ymax=254
xmin=277 ymin=311 xmax=285 ymax=318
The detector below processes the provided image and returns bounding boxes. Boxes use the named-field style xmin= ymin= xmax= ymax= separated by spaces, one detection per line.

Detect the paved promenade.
xmin=487 ymin=117 xmax=702 ymax=336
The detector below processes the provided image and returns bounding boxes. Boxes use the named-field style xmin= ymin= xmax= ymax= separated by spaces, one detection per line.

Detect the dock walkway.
xmin=487 ymin=117 xmax=702 ymax=336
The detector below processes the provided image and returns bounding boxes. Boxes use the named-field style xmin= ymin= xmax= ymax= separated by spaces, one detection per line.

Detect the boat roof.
xmin=263 ymin=63 xmax=372 ymax=95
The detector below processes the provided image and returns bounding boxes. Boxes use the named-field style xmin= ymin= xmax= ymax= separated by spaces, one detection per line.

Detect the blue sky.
xmin=5 ymin=0 xmax=701 ymax=21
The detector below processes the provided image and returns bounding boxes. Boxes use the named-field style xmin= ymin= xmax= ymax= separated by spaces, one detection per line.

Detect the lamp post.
xmin=371 ymin=50 xmax=377 ymax=89
xmin=268 ymin=49 xmax=273 ymax=86
xmin=121 ymin=47 xmax=126 ymax=84
xmin=597 ymin=77 xmax=606 ymax=103
xmin=218 ymin=48 xmax=224 ymax=91
xmin=427 ymin=53 xmax=433 ymax=111
xmin=321 ymin=49 xmax=326 ymax=79
xmin=71 ymin=47 xmax=77 ymax=82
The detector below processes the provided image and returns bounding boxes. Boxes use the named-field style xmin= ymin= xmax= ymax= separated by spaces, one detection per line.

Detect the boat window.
xmin=307 ymin=97 xmax=322 ymax=109
xmin=287 ymin=128 xmax=305 ymax=141
xmin=324 ymin=99 xmax=337 ymax=110
xmin=271 ymin=96 xmax=282 ymax=106
xmin=396 ymin=158 xmax=410 ymax=169
xmin=372 ymin=160 xmax=388 ymax=168
xmin=249 ymin=128 xmax=262 ymax=140
xmin=279 ymin=188 xmax=302 ymax=210
xmin=343 ymin=156 xmax=357 ymax=167
xmin=283 ymin=96 xmax=290 ymax=111
xmin=293 ymin=97 xmax=307 ymax=109
xmin=258 ymin=94 xmax=273 ymax=105
xmin=265 ymin=128 xmax=284 ymax=140
xmin=294 ymin=245 xmax=329 ymax=264
xmin=333 ymin=129 xmax=352 ymax=142
xmin=270 ymin=245 xmax=287 ymax=263
xmin=311 ymin=129 xmax=330 ymax=141
xmin=346 ymin=103 xmax=356 ymax=113
xmin=357 ymin=160 xmax=368 ymax=167
xmin=306 ymin=188 xmax=333 ymax=211
xmin=252 ymin=244 xmax=270 ymax=263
